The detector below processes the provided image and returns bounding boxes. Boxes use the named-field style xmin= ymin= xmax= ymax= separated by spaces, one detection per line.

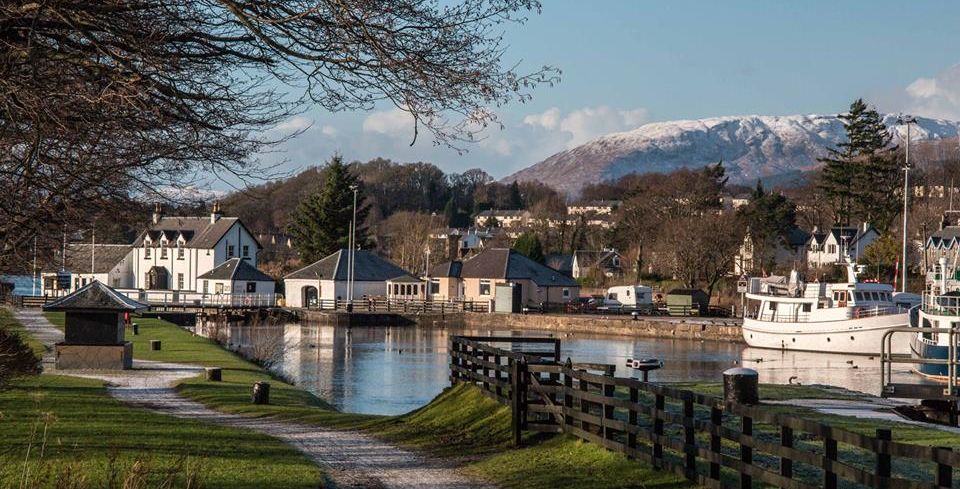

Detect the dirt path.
xmin=12 ymin=309 xmax=493 ymax=489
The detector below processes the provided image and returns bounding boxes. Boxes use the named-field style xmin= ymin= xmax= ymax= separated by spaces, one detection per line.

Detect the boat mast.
xmin=898 ymin=115 xmax=917 ymax=293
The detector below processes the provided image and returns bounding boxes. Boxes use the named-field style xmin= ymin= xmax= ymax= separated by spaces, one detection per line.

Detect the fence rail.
xmin=450 ymin=335 xmax=960 ymax=489
xmin=303 ymin=298 xmax=490 ymax=314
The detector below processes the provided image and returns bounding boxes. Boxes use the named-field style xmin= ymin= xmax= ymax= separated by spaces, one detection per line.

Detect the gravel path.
xmin=12 ymin=309 xmax=493 ymax=489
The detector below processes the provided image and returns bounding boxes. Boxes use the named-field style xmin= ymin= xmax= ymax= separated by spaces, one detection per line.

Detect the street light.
xmin=897 ymin=114 xmax=917 ymax=293
xmin=348 ymin=184 xmax=359 ymax=308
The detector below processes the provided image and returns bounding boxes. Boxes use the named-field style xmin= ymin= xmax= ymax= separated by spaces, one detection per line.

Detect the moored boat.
xmin=742 ymin=261 xmax=914 ymax=355
xmin=910 ymin=256 xmax=960 ymax=379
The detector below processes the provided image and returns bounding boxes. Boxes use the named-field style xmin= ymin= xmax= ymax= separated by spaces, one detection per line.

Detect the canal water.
xmin=228 ymin=323 xmax=922 ymax=416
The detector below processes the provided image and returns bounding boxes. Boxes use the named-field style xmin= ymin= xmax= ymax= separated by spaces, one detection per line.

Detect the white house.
xmin=283 ymin=249 xmax=412 ymax=308
xmin=41 ymin=244 xmax=135 ymax=296
xmin=925 ymin=213 xmax=960 ymax=272
xmin=806 ymin=223 xmax=879 ymax=267
xmin=431 ymin=227 xmax=495 ymax=260
xmin=129 ymin=204 xmax=261 ymax=291
xmin=571 ymin=250 xmax=622 ymax=279
xmin=196 ymin=258 xmax=275 ymax=295
xmin=474 ymin=209 xmax=531 ymax=228
xmin=734 ymin=228 xmax=811 ymax=275
xmin=567 ymin=200 xmax=621 ymax=216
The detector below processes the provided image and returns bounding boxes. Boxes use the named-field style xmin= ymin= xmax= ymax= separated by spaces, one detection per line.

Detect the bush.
xmin=0 ymin=328 xmax=41 ymax=388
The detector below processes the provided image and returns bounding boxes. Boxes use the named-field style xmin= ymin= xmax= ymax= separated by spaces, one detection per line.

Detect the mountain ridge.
xmin=503 ymin=113 xmax=960 ymax=195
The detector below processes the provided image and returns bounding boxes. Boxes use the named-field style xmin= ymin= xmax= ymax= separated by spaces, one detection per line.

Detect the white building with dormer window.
xmin=129 ymin=204 xmax=262 ymax=291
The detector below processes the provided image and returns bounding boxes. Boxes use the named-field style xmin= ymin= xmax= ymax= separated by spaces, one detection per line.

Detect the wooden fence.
xmin=450 ymin=335 xmax=960 ymax=489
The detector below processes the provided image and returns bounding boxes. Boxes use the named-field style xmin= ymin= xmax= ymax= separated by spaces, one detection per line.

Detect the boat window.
xmin=768 ymin=302 xmax=777 ymax=311
xmin=855 ymin=292 xmax=864 ymax=301
xmin=802 ymin=303 xmax=811 ymax=312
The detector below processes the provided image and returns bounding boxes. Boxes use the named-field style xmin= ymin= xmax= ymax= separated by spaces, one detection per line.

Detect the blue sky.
xmin=248 ymin=1 xmax=960 ymax=187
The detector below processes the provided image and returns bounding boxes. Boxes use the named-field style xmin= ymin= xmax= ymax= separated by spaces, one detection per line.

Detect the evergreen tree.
xmin=507 ymin=181 xmax=523 ymax=209
xmin=514 ymin=232 xmax=544 ymax=263
xmin=738 ymin=182 xmax=798 ymax=273
xmin=287 ymin=156 xmax=369 ymax=263
xmin=818 ymin=99 xmax=894 ymax=227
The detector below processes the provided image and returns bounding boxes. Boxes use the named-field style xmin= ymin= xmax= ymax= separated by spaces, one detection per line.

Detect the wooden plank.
xmin=740 ymin=415 xmax=752 ymax=489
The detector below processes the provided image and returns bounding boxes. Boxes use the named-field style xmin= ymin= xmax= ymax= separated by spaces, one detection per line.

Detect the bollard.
xmin=252 ymin=381 xmax=270 ymax=405
xmin=723 ymin=367 xmax=758 ymax=404
xmin=205 ymin=367 xmax=222 ymax=382
xmin=150 ymin=340 xmax=161 ymax=351
xmin=132 ymin=323 xmax=139 ymax=335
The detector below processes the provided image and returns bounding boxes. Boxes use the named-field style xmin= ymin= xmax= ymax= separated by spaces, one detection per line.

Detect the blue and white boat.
xmin=911 ymin=256 xmax=960 ymax=379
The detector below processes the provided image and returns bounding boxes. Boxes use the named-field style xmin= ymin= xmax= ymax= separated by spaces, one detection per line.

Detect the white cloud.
xmin=887 ymin=64 xmax=960 ymax=120
xmin=271 ymin=116 xmax=313 ymax=133
xmin=523 ymin=105 xmax=650 ymax=148
xmin=320 ymin=125 xmax=338 ymax=137
xmin=362 ymin=108 xmax=415 ymax=137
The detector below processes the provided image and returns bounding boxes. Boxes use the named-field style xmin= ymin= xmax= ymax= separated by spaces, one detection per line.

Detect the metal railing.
xmin=113 ymin=289 xmax=283 ymax=308
xmin=301 ymin=298 xmax=490 ymax=313
xmin=748 ymin=305 xmax=907 ymax=323
xmin=923 ymin=294 xmax=960 ymax=317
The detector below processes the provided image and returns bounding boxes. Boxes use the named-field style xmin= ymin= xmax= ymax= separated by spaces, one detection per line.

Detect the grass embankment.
xmin=0 ymin=309 xmax=322 ymax=489
xmin=43 ymin=312 xmax=693 ymax=488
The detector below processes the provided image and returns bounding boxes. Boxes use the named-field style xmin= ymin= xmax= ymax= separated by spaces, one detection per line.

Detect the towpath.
xmin=13 ymin=308 xmax=493 ymax=489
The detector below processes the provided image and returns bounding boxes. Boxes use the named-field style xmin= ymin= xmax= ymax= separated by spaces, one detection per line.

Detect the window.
xmin=177 ymin=248 xmax=185 ymax=260
xmin=608 ymin=293 xmax=618 ymax=300
xmin=479 ymin=280 xmax=491 ymax=296
xmin=203 ymin=280 xmax=209 ymax=294
xmin=242 ymin=245 xmax=250 ymax=258
xmin=228 ymin=245 xmax=235 ymax=257
xmin=81 ymin=278 xmax=87 ymax=286
xmin=855 ymin=292 xmax=864 ymax=301
xmin=177 ymin=273 xmax=184 ymax=290
xmin=215 ymin=283 xmax=224 ymax=294
xmin=827 ymin=244 xmax=837 ymax=254
xmin=144 ymin=248 xmax=151 ymax=259
xmin=160 ymin=247 xmax=168 ymax=259
xmin=768 ymin=301 xmax=777 ymax=311
xmin=562 ymin=288 xmax=570 ymax=299
xmin=246 ymin=282 xmax=256 ymax=293
xmin=429 ymin=279 xmax=440 ymax=294
xmin=802 ymin=303 xmax=812 ymax=312
xmin=74 ymin=277 xmax=80 ymax=289
xmin=625 ymin=289 xmax=631 ymax=297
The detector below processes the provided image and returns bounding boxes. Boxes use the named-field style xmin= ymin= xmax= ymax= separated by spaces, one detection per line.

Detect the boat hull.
xmin=742 ymin=313 xmax=910 ymax=355
xmin=910 ymin=335 xmax=950 ymax=378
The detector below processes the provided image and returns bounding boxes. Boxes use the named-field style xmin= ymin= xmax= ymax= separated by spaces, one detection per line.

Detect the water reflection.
xmin=227 ymin=323 xmax=923 ymax=415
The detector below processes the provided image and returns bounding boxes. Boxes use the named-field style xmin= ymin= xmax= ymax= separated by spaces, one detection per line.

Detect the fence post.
xmin=780 ymin=426 xmax=793 ymax=480
xmin=937 ymin=447 xmax=953 ymax=488
xmin=710 ymin=406 xmax=722 ymax=482
xmin=876 ymin=428 xmax=891 ymax=484
xmin=563 ymin=366 xmax=574 ymax=430
xmin=450 ymin=338 xmax=460 ymax=385
xmin=741 ymin=415 xmax=753 ymax=489
xmin=604 ymin=378 xmax=615 ymax=442
xmin=628 ymin=387 xmax=639 ymax=456
xmin=494 ymin=352 xmax=503 ymax=398
xmin=511 ymin=358 xmax=527 ymax=447
xmin=579 ymin=371 xmax=591 ymax=433
xmin=684 ymin=399 xmax=696 ymax=479
xmin=481 ymin=350 xmax=490 ymax=392
xmin=654 ymin=394 xmax=665 ymax=469
xmin=824 ymin=436 xmax=837 ymax=489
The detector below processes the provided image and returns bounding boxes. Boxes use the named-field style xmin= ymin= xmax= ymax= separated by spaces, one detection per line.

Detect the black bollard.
xmin=132 ymin=323 xmax=140 ymax=335
xmin=723 ymin=367 xmax=758 ymax=405
xmin=252 ymin=381 xmax=270 ymax=405
xmin=150 ymin=340 xmax=161 ymax=351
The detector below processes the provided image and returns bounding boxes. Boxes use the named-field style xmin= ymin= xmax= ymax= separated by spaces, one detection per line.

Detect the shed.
xmin=43 ymin=280 xmax=146 ymax=370
xmin=665 ymin=289 xmax=709 ymax=316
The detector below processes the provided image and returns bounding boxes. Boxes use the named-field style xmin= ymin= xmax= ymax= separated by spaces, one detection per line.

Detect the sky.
xmin=247 ymin=1 xmax=960 ymax=188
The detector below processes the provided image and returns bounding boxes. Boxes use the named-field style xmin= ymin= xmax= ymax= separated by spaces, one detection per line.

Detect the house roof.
xmin=284 ymin=249 xmax=411 ymax=282
xmin=544 ymin=254 xmax=573 ymax=275
xmin=43 ymin=280 xmax=146 ymax=312
xmin=47 ymin=243 xmax=132 ymax=274
xmin=387 ymin=274 xmax=423 ymax=283
xmin=785 ymin=228 xmax=812 ymax=248
xmin=197 ymin=258 xmax=274 ymax=282
xmin=808 ymin=224 xmax=876 ymax=247
xmin=928 ymin=226 xmax=960 ymax=249
xmin=133 ymin=216 xmax=260 ymax=250
xmin=570 ymin=200 xmax=621 ymax=208
xmin=573 ymin=250 xmax=620 ymax=269
xmin=429 ymin=261 xmax=463 ymax=278
xmin=476 ymin=209 xmax=528 ymax=217
xmin=459 ymin=248 xmax=579 ymax=287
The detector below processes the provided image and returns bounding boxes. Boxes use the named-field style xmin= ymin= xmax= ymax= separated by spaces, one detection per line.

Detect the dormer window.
xmin=177 ymin=248 xmax=185 ymax=260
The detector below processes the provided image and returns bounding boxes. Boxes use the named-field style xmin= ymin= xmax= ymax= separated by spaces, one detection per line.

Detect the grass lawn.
xmin=0 ymin=310 xmax=323 ymax=489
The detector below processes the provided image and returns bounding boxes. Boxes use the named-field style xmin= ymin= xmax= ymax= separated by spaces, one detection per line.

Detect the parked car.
xmin=565 ymin=296 xmax=602 ymax=313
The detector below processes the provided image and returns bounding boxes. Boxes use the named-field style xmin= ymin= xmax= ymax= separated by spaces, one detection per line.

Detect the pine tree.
xmin=738 ymin=182 xmax=798 ymax=273
xmin=507 ymin=181 xmax=523 ymax=209
xmin=287 ymin=156 xmax=369 ymax=263
xmin=818 ymin=99 xmax=893 ymax=227
xmin=513 ymin=232 xmax=544 ymax=263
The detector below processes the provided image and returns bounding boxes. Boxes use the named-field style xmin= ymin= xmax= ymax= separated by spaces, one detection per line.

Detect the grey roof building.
xmin=459 ymin=248 xmax=579 ymax=287
xmin=285 ymin=249 xmax=410 ymax=282
xmin=198 ymin=258 xmax=275 ymax=282
xmin=44 ymin=280 xmax=147 ymax=312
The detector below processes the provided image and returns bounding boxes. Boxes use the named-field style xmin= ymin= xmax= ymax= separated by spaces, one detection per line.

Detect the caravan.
xmin=604 ymin=285 xmax=653 ymax=311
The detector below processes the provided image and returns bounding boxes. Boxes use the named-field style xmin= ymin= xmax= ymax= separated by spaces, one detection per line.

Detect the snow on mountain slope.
xmin=504 ymin=114 xmax=959 ymax=196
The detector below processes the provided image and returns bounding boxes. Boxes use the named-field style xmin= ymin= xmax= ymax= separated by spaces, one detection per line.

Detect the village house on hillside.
xmin=805 ymin=222 xmax=879 ymax=267
xmin=566 ymin=200 xmax=621 ymax=216
xmin=283 ymin=249 xmax=412 ymax=308
xmin=130 ymin=203 xmax=261 ymax=291
xmin=431 ymin=227 xmax=495 ymax=260
xmin=41 ymin=243 xmax=134 ymax=295
xmin=474 ymin=209 xmax=531 ymax=228
xmin=571 ymin=250 xmax=622 ymax=279
xmin=925 ymin=213 xmax=960 ymax=272
xmin=427 ymin=248 xmax=579 ymax=307
xmin=733 ymin=228 xmax=810 ymax=275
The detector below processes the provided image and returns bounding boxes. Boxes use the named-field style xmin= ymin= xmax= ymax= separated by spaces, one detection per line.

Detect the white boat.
xmin=742 ymin=261 xmax=913 ymax=355
xmin=910 ymin=256 xmax=960 ymax=380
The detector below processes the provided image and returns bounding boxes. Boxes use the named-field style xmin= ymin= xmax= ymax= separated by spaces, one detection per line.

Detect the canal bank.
xmin=295 ymin=308 xmax=744 ymax=342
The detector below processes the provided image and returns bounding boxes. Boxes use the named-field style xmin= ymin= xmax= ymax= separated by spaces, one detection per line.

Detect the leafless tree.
xmin=0 ymin=0 xmax=558 ymax=271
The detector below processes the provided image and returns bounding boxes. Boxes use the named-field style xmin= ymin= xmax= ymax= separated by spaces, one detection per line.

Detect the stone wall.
xmin=55 ymin=342 xmax=133 ymax=370
xmin=462 ymin=313 xmax=743 ymax=342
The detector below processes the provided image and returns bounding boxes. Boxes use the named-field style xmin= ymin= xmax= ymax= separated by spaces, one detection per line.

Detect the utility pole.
xmin=32 ymin=236 xmax=37 ymax=296
xmin=348 ymin=185 xmax=359 ymax=305
xmin=898 ymin=115 xmax=917 ymax=293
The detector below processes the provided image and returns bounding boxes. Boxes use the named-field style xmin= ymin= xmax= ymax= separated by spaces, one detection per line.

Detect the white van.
xmin=604 ymin=285 xmax=653 ymax=310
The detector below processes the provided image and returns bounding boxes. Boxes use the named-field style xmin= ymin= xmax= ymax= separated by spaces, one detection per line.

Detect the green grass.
xmin=1 ymin=308 xmax=45 ymax=358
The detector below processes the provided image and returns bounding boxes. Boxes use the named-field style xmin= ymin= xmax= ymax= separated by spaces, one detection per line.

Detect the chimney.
xmin=152 ymin=203 xmax=162 ymax=225
xmin=210 ymin=201 xmax=222 ymax=224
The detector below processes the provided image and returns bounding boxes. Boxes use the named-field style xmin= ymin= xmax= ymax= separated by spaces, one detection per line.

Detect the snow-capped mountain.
xmin=504 ymin=114 xmax=959 ymax=196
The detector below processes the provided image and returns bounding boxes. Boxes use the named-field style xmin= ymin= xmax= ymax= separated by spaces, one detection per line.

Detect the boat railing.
xmin=923 ymin=294 xmax=960 ymax=317
xmin=747 ymin=304 xmax=906 ymax=323
xmin=881 ymin=321 xmax=960 ymax=400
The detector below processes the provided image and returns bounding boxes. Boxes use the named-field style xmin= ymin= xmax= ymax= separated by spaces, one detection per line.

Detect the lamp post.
xmin=348 ymin=185 xmax=359 ymax=307
xmin=897 ymin=114 xmax=916 ymax=293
